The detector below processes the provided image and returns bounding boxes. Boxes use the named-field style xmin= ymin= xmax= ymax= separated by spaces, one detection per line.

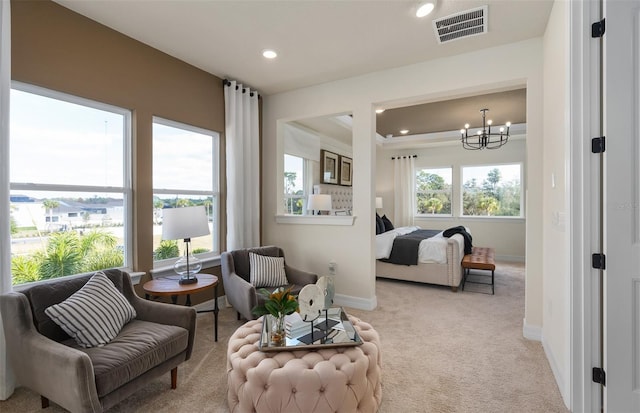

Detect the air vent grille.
xmin=432 ymin=5 xmax=488 ymax=44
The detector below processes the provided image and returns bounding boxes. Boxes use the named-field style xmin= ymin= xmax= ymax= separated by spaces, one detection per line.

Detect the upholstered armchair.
xmin=0 ymin=269 xmax=196 ymax=413
xmin=221 ymin=245 xmax=318 ymax=320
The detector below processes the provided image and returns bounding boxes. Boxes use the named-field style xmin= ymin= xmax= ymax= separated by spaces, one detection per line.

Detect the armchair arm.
xmin=121 ymin=273 xmax=197 ymax=359
xmin=223 ymin=271 xmax=258 ymax=320
xmin=285 ymin=265 xmax=318 ymax=286
xmin=0 ymin=293 xmax=102 ymax=413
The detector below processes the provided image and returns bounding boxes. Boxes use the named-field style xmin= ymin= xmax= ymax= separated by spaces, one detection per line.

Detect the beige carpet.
xmin=1 ymin=261 xmax=568 ymax=413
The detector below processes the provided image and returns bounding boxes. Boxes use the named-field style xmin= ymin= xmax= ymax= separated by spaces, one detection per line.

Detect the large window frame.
xmin=415 ymin=166 xmax=453 ymax=217
xmin=9 ymin=82 xmax=133 ymax=285
xmin=460 ymin=162 xmax=524 ymax=218
xmin=152 ymin=117 xmax=220 ymax=269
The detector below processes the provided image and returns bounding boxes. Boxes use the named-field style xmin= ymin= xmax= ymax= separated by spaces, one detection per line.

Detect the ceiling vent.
xmin=432 ymin=5 xmax=488 ymax=44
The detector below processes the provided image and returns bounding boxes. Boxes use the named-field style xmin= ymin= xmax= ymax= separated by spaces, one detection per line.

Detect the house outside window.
xmin=9 ymin=83 xmax=132 ymax=286
xmin=415 ymin=167 xmax=452 ymax=215
xmin=284 ymin=154 xmax=308 ymax=215
xmin=461 ymin=163 xmax=523 ymax=217
xmin=152 ymin=118 xmax=219 ymax=265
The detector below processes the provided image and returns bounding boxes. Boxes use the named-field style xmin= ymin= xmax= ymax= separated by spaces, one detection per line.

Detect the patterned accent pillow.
xmin=249 ymin=252 xmax=288 ymax=287
xmin=44 ymin=271 xmax=137 ymax=348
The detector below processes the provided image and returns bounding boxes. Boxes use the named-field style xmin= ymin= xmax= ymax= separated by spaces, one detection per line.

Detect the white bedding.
xmin=375 ymin=226 xmax=449 ymax=264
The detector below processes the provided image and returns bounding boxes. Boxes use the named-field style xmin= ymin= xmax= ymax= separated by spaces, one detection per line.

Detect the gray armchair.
xmin=221 ymin=245 xmax=318 ymax=320
xmin=0 ymin=269 xmax=196 ymax=413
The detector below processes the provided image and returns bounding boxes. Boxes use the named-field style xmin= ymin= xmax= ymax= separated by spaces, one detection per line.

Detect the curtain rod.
xmin=391 ymin=155 xmax=417 ymax=160
xmin=223 ymin=79 xmax=261 ymax=99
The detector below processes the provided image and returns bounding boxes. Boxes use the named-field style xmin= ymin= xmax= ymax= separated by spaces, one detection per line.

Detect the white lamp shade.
xmin=376 ymin=197 xmax=383 ymax=209
xmin=162 ymin=205 xmax=210 ymax=240
xmin=307 ymin=194 xmax=332 ymax=211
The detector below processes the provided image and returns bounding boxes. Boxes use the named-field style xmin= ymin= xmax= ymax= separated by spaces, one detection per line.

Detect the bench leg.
xmin=171 ymin=367 xmax=177 ymax=389
xmin=451 ymin=286 xmax=458 ymax=292
xmin=492 ymin=270 xmax=495 ymax=295
xmin=41 ymin=396 xmax=49 ymax=409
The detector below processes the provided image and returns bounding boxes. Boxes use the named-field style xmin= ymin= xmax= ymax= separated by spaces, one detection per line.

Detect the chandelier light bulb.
xmin=461 ymin=108 xmax=510 ymax=150
xmin=477 ymin=130 xmax=482 ymax=135
xmin=487 ymin=119 xmax=492 ymax=125
xmin=500 ymin=127 xmax=505 ymax=132
xmin=460 ymin=129 xmax=465 ymax=134
xmin=465 ymin=123 xmax=470 ymax=129
xmin=506 ymin=121 xmax=511 ymax=127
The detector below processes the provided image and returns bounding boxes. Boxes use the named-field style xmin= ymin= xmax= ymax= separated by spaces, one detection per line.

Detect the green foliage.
xmin=462 ymin=167 xmax=521 ymax=216
xmin=252 ymin=287 xmax=299 ymax=318
xmin=192 ymin=247 xmax=210 ymax=254
xmin=10 ymin=229 xmax=125 ymax=285
xmin=416 ymin=171 xmax=451 ymax=214
xmin=154 ymin=240 xmax=180 ymax=260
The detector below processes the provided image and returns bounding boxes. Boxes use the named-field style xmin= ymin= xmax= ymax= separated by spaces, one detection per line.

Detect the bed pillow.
xmin=381 ymin=215 xmax=394 ymax=232
xmin=375 ymin=213 xmax=384 ymax=235
xmin=249 ymin=252 xmax=289 ymax=287
xmin=44 ymin=271 xmax=137 ymax=348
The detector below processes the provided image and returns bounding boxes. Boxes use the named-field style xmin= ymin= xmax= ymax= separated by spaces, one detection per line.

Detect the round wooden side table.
xmin=143 ymin=273 xmax=219 ymax=341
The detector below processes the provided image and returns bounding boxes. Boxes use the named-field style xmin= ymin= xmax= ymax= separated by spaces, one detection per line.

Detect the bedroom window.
xmin=152 ymin=118 xmax=220 ymax=265
xmin=461 ymin=164 xmax=522 ymax=217
xmin=9 ymin=83 xmax=132 ymax=286
xmin=415 ymin=167 xmax=452 ymax=215
xmin=284 ymin=154 xmax=309 ymax=215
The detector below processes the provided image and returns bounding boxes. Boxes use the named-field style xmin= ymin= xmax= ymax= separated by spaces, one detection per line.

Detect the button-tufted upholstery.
xmin=227 ymin=316 xmax=382 ymax=413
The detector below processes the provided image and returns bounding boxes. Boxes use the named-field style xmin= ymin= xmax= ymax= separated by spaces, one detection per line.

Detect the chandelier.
xmin=460 ymin=108 xmax=511 ymax=150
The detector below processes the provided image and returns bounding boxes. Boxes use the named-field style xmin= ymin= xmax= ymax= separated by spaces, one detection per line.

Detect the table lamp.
xmin=307 ymin=194 xmax=332 ymax=215
xmin=162 ymin=205 xmax=210 ymax=285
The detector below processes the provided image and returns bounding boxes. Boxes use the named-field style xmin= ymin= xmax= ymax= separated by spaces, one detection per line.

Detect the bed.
xmin=375 ymin=226 xmax=466 ymax=291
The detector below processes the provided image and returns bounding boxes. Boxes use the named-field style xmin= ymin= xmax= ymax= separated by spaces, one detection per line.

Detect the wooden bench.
xmin=461 ymin=247 xmax=496 ymax=294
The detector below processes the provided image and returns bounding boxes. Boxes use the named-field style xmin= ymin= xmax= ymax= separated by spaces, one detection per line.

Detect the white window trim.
xmin=10 ymin=81 xmax=133 ymax=271
xmin=151 ymin=117 xmax=220 ymax=268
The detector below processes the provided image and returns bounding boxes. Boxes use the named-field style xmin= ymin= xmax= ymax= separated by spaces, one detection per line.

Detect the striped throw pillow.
xmin=249 ymin=252 xmax=288 ymax=287
xmin=45 ymin=271 xmax=137 ymax=348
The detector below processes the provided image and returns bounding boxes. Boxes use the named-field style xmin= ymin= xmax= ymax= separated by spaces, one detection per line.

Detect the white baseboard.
xmin=522 ymin=318 xmax=542 ymax=341
xmin=542 ymin=336 xmax=570 ymax=409
xmin=334 ymin=293 xmax=377 ymax=310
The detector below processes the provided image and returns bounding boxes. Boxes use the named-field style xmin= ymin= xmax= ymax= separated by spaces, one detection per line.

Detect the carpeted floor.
xmin=1 ymin=261 xmax=568 ymax=412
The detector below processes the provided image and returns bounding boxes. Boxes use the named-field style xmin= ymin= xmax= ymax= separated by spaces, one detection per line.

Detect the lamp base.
xmin=179 ymin=275 xmax=198 ymax=285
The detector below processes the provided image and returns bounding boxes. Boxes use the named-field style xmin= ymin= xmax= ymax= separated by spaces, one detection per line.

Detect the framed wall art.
xmin=339 ymin=156 xmax=352 ymax=186
xmin=320 ymin=150 xmax=339 ymax=184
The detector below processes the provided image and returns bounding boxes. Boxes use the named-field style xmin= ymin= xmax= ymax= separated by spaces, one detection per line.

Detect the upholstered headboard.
xmin=313 ymin=184 xmax=353 ymax=213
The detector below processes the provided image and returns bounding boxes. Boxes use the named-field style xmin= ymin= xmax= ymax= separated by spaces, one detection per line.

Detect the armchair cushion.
xmin=68 ymin=319 xmax=189 ymax=397
xmin=45 ymin=272 xmax=136 ymax=348
xmin=249 ymin=252 xmax=288 ymax=287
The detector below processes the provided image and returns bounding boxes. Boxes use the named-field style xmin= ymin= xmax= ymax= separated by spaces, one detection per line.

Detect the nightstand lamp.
xmin=162 ymin=205 xmax=210 ymax=285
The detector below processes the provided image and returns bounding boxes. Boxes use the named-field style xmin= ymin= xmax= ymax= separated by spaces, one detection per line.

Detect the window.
xmin=284 ymin=154 xmax=307 ymax=215
xmin=152 ymin=118 xmax=219 ymax=264
xmin=415 ymin=167 xmax=452 ymax=215
xmin=9 ymin=83 xmax=132 ymax=286
xmin=461 ymin=164 xmax=522 ymax=217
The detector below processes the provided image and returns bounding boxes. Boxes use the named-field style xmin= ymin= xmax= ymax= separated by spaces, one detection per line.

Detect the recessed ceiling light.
xmin=386 ymin=134 xmax=393 ymax=138
xmin=400 ymin=129 xmax=409 ymax=135
xmin=375 ymin=108 xmax=385 ymax=114
xmin=416 ymin=2 xmax=435 ymax=18
xmin=262 ymin=49 xmax=277 ymax=59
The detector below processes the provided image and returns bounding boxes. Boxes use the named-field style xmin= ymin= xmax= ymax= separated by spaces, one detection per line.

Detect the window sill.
xmin=150 ymin=255 xmax=221 ymax=279
xmin=275 ymin=215 xmax=356 ymax=226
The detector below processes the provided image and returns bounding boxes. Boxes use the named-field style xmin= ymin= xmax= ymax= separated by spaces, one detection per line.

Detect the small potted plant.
xmin=252 ymin=287 xmax=299 ymax=346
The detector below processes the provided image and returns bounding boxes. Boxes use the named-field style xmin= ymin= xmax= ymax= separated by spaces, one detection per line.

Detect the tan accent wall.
xmin=11 ymin=0 xmax=226 ymax=291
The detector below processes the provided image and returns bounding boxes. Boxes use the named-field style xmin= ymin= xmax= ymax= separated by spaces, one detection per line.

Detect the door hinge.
xmin=592 ymin=136 xmax=606 ymax=153
xmin=592 ymin=367 xmax=606 ymax=385
xmin=592 ymin=18 xmax=606 ymax=38
xmin=592 ymin=253 xmax=606 ymax=270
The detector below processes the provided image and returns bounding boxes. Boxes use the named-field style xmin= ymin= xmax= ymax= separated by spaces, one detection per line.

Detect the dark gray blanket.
xmin=382 ymin=229 xmax=441 ymax=266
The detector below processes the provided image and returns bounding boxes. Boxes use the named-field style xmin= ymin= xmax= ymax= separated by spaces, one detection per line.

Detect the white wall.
xmin=542 ymin=0 xmax=570 ymax=406
xmin=376 ymin=140 xmax=527 ymax=260
xmin=262 ymin=38 xmax=544 ymax=320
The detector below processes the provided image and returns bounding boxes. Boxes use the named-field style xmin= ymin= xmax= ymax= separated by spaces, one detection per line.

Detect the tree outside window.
xmin=284 ymin=154 xmax=306 ymax=215
xmin=462 ymin=164 xmax=522 ymax=217
xmin=415 ymin=168 xmax=452 ymax=215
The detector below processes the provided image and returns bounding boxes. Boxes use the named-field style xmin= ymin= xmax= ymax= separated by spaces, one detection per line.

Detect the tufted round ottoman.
xmin=227 ymin=315 xmax=382 ymax=413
